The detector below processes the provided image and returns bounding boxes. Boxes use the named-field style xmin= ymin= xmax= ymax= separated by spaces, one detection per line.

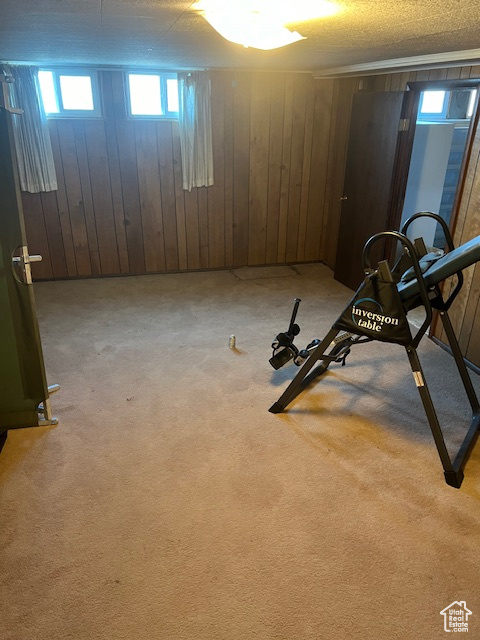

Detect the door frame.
xmin=385 ymin=78 xmax=480 ymax=338
xmin=386 ymin=78 xmax=480 ymax=251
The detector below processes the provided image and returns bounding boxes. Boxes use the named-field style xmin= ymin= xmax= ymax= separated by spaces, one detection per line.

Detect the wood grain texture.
xmin=232 ymin=71 xmax=251 ymax=267
xmin=285 ymin=74 xmax=308 ymax=264
xmin=171 ymin=122 xmax=188 ymax=271
xmin=47 ymin=121 xmax=77 ymax=277
xmin=277 ymin=73 xmax=294 ymax=264
xmin=39 ymin=190 xmax=68 ymax=279
xmin=248 ymin=72 xmax=271 ymax=265
xmin=135 ymin=121 xmax=165 ymax=273
xmin=184 ymin=187 xmax=200 ymax=271
xmin=297 ymin=76 xmax=315 ymax=263
xmin=102 ymin=71 xmax=130 ymax=275
xmin=23 ymin=70 xmax=330 ymax=279
xmin=197 ymin=186 xmax=209 ymax=269
xmin=56 ymin=120 xmax=91 ymax=277
xmin=21 ymin=192 xmax=52 ymax=280
xmin=265 ymin=75 xmax=285 ymax=265
xmin=84 ymin=120 xmax=120 ymax=275
xmin=110 ymin=72 xmax=145 ymax=274
xmin=72 ymin=121 xmax=101 ymax=276
xmin=157 ymin=122 xmax=179 ymax=271
xmin=20 ymin=67 xmax=480 ymax=367
xmin=223 ymin=77 xmax=235 ymax=267
xmin=305 ymin=79 xmax=333 ymax=262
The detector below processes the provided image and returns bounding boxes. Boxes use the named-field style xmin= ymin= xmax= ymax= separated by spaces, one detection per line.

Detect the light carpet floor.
xmin=1 ymin=263 xmax=480 ymax=640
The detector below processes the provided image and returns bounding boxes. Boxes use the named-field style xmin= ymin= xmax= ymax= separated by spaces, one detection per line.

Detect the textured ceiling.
xmin=2 ymin=0 xmax=480 ymax=75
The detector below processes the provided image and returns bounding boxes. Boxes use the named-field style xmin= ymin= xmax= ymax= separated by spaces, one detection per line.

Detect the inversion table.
xmin=268 ymin=212 xmax=480 ymax=488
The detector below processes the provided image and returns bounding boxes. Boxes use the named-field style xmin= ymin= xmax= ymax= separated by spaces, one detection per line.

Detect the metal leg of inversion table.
xmin=269 ymin=327 xmax=340 ymax=414
xmin=405 ymin=346 xmax=462 ymax=487
xmin=439 ymin=311 xmax=480 ymax=415
xmin=438 ymin=310 xmax=480 ymax=484
xmin=406 ymin=311 xmax=480 ymax=489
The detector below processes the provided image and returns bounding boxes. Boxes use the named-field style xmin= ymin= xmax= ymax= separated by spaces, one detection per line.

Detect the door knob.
xmin=340 ymin=195 xmax=348 ymax=201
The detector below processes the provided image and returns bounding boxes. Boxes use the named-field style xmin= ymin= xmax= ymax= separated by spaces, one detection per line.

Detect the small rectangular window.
xmin=126 ymin=72 xmax=178 ymax=119
xmin=420 ymin=90 xmax=447 ymax=115
xmin=418 ymin=89 xmax=477 ymax=122
xmin=37 ymin=68 xmax=101 ymax=117
xmin=129 ymin=74 xmax=162 ymax=116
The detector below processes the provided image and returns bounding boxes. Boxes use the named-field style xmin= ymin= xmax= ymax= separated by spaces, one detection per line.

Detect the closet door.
xmin=0 ymin=97 xmax=54 ymax=442
xmin=334 ymin=91 xmax=407 ymax=290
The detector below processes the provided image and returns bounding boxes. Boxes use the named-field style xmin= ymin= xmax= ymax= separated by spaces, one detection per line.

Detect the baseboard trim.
xmin=430 ymin=335 xmax=480 ymax=375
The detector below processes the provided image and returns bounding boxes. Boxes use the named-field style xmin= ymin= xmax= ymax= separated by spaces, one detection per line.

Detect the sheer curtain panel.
xmin=3 ymin=65 xmax=57 ymax=193
xmin=178 ymin=71 xmax=214 ymax=191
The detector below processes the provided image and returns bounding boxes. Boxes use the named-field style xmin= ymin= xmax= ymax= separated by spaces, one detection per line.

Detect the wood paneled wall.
xmin=21 ymin=64 xmax=480 ymax=364
xmin=24 ymin=70 xmax=354 ymax=281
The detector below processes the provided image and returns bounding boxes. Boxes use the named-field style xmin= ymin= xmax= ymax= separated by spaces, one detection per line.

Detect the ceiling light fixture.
xmin=193 ymin=0 xmax=340 ymax=51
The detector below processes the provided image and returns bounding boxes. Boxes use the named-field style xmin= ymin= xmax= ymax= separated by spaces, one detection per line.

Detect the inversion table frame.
xmin=269 ymin=213 xmax=480 ymax=488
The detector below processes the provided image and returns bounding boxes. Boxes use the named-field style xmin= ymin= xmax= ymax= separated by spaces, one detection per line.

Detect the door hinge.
xmin=398 ymin=118 xmax=410 ymax=132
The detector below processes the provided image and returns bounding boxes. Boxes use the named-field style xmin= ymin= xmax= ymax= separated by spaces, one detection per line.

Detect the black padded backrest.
xmin=397 ymin=235 xmax=480 ymax=302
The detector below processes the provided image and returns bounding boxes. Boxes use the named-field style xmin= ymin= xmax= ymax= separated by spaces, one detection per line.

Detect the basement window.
xmin=37 ymin=69 xmax=102 ymax=117
xmin=419 ymin=90 xmax=448 ymax=119
xmin=418 ymin=89 xmax=477 ymax=122
xmin=126 ymin=72 xmax=179 ymax=118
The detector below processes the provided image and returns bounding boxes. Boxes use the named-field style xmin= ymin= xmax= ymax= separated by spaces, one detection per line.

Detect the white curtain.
xmin=3 ymin=65 xmax=57 ymax=193
xmin=178 ymin=71 xmax=214 ymax=191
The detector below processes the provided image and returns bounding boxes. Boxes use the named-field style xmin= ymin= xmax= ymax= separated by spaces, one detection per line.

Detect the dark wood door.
xmin=334 ymin=91 xmax=406 ymax=290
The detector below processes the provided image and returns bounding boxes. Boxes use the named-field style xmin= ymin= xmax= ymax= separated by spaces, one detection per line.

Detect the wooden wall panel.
xmin=248 ymin=72 xmax=271 ymax=265
xmin=56 ymin=120 xmax=91 ymax=277
xmin=135 ymin=121 xmax=165 ymax=273
xmin=48 ymin=121 xmax=77 ymax=277
xmin=72 ymin=121 xmax=101 ymax=276
xmin=171 ymin=122 xmax=188 ymax=271
xmin=305 ymin=79 xmax=333 ymax=262
xmin=232 ymin=71 xmax=251 ymax=267
xmin=24 ymin=69 xmax=335 ymax=281
xmin=21 ymin=192 xmax=52 ymax=280
xmin=197 ymin=186 xmax=209 ymax=269
xmin=285 ymin=74 xmax=308 ymax=263
xmin=208 ymin=72 xmax=226 ymax=270
xmin=102 ymin=72 xmax=130 ymax=275
xmin=157 ymin=122 xmax=179 ymax=271
xmin=184 ymin=187 xmax=200 ymax=271
xmin=84 ymin=120 xmax=121 ymax=275
xmin=223 ymin=78 xmax=235 ymax=267
xmin=109 ymin=73 xmax=145 ymax=274
xmin=40 ymin=190 xmax=68 ymax=278
xmin=276 ymin=74 xmax=294 ymax=264
xmin=446 ymin=121 xmax=480 ymax=363
xmin=265 ymin=75 xmax=285 ymax=265
xmin=297 ymin=76 xmax=315 ymax=263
